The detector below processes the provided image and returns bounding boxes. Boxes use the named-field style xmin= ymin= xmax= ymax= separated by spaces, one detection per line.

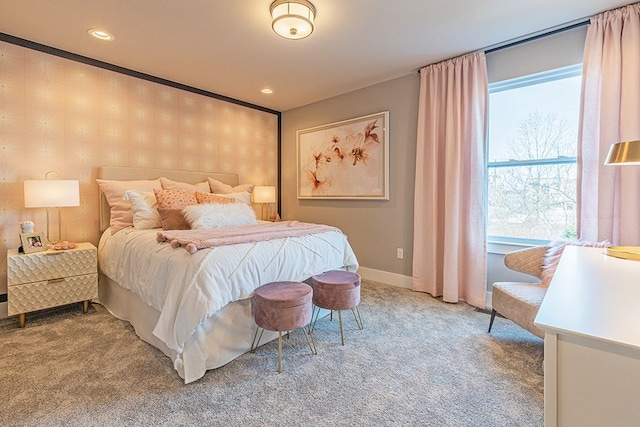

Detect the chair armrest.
xmin=504 ymin=246 xmax=550 ymax=279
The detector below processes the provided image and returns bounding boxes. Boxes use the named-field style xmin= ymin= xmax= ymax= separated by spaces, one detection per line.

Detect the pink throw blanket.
xmin=157 ymin=221 xmax=341 ymax=254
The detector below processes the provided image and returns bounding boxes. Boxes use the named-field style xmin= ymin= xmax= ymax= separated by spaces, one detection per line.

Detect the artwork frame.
xmin=20 ymin=232 xmax=46 ymax=254
xmin=297 ymin=111 xmax=389 ymax=200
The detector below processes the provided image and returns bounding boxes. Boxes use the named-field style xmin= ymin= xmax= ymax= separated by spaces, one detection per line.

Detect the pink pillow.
xmin=207 ymin=177 xmax=254 ymax=194
xmin=158 ymin=208 xmax=191 ymax=230
xmin=540 ymin=240 xmax=611 ymax=287
xmin=154 ymin=189 xmax=198 ymax=210
xmin=96 ymin=179 xmax=162 ymax=234
xmin=159 ymin=177 xmax=210 ymax=193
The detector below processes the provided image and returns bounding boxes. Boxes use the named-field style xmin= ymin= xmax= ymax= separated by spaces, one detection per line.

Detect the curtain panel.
xmin=578 ymin=3 xmax=640 ymax=245
xmin=412 ymin=51 xmax=488 ymax=308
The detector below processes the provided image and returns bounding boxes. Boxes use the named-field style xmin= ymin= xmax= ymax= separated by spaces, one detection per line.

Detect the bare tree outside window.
xmin=488 ymin=112 xmax=577 ymax=240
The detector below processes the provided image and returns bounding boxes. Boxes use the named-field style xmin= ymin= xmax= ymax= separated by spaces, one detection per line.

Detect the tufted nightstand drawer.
xmin=8 ymin=273 xmax=98 ymax=315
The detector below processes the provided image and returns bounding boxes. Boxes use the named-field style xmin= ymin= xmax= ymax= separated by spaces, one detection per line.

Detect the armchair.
xmin=487 ymin=245 xmax=550 ymax=339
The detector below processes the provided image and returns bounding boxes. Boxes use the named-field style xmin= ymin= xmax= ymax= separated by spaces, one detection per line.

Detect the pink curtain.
xmin=412 ymin=51 xmax=488 ymax=308
xmin=578 ymin=4 xmax=640 ymax=245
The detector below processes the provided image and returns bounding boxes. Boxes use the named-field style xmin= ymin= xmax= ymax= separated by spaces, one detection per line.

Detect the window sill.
xmin=488 ymin=238 xmax=551 ymax=255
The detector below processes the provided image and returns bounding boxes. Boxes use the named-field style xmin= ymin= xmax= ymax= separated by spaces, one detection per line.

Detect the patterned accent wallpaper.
xmin=0 ymin=40 xmax=279 ymax=299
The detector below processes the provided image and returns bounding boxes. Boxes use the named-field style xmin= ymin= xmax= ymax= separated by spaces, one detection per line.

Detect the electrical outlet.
xmin=396 ymin=248 xmax=404 ymax=259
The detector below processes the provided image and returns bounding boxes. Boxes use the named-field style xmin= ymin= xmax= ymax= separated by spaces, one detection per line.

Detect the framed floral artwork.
xmin=297 ymin=111 xmax=389 ymax=200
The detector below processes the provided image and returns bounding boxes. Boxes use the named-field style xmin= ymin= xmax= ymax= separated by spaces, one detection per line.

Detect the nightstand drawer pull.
xmin=48 ymin=278 xmax=65 ymax=284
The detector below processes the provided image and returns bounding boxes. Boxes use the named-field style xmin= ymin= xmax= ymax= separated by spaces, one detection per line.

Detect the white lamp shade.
xmin=253 ymin=186 xmax=276 ymax=204
xmin=24 ymin=180 xmax=80 ymax=208
xmin=270 ymin=0 xmax=316 ymax=40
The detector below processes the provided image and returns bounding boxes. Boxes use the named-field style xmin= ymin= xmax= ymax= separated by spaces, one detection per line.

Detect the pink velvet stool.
xmin=250 ymin=281 xmax=317 ymax=373
xmin=310 ymin=270 xmax=364 ymax=345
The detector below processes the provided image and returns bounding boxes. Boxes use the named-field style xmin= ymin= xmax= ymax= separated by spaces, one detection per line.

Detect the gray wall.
xmin=281 ymin=74 xmax=420 ymax=277
xmin=281 ymin=25 xmax=587 ymax=286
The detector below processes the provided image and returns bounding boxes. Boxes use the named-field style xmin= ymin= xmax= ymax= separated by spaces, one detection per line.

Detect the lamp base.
xmin=605 ymin=246 xmax=640 ymax=261
xmin=45 ymin=206 xmax=62 ymax=245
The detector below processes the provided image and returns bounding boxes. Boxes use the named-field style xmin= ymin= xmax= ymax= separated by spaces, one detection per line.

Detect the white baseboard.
xmin=357 ymin=267 xmax=413 ymax=289
xmin=359 ymin=267 xmax=493 ymax=310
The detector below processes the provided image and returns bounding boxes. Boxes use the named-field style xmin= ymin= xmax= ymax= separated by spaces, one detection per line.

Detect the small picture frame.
xmin=20 ymin=232 xmax=46 ymax=254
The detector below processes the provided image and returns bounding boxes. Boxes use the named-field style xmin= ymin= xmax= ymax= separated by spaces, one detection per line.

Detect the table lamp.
xmin=252 ymin=186 xmax=276 ymax=220
xmin=603 ymin=140 xmax=640 ymax=260
xmin=24 ymin=171 xmax=80 ymax=244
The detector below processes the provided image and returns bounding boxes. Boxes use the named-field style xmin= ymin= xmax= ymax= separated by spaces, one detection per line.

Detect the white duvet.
xmin=98 ymin=225 xmax=359 ymax=354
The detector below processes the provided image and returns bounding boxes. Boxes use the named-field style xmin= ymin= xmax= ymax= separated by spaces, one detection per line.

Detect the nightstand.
xmin=7 ymin=242 xmax=98 ymax=328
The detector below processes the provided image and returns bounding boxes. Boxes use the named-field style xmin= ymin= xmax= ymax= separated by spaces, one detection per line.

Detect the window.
xmin=487 ymin=65 xmax=582 ymax=243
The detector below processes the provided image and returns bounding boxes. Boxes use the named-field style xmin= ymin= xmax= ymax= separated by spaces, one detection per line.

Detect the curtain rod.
xmin=417 ymin=18 xmax=589 ymax=72
xmin=485 ymin=19 xmax=588 ymax=54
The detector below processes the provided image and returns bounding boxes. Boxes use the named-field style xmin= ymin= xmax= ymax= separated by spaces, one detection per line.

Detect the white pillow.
xmin=182 ymin=203 xmax=257 ymax=229
xmin=123 ymin=190 xmax=161 ymax=230
xmin=213 ymin=191 xmax=252 ymax=205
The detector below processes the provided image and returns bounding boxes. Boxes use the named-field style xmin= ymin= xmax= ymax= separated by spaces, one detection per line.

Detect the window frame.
xmin=486 ymin=64 xmax=582 ymax=246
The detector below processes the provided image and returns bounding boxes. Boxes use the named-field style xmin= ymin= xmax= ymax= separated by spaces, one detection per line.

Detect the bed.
xmin=96 ymin=166 xmax=359 ymax=383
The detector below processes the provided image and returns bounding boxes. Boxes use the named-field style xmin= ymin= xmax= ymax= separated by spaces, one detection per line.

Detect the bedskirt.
xmin=97 ymin=274 xmax=280 ymax=383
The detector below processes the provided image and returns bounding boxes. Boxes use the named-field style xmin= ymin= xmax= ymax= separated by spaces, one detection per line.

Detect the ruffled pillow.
xmin=207 ymin=177 xmax=254 ymax=195
xmin=182 ymin=203 xmax=257 ymax=229
xmin=123 ymin=190 xmax=161 ymax=230
xmin=540 ymin=240 xmax=611 ymax=287
xmin=154 ymin=189 xmax=198 ymax=210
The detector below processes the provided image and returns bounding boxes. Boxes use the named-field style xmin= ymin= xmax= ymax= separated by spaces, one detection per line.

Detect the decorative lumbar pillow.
xmin=96 ymin=178 xmax=162 ymax=233
xmin=154 ymin=189 xmax=198 ymax=210
xmin=159 ymin=177 xmax=210 ymax=193
xmin=124 ymin=190 xmax=161 ymax=230
xmin=195 ymin=191 xmax=237 ymax=205
xmin=212 ymin=191 xmax=252 ymax=205
xmin=157 ymin=208 xmax=191 ymax=230
xmin=207 ymin=177 xmax=254 ymax=195
xmin=540 ymin=239 xmax=611 ymax=286
xmin=182 ymin=202 xmax=257 ymax=229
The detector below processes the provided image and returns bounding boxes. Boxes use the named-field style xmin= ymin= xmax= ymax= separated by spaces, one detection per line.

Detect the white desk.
xmin=534 ymin=246 xmax=640 ymax=427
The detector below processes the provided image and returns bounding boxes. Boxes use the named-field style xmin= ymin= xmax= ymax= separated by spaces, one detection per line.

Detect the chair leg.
xmin=338 ymin=310 xmax=345 ymax=346
xmin=309 ymin=305 xmax=321 ymax=333
xmin=488 ymin=309 xmax=497 ymax=333
xmin=251 ymin=326 xmax=265 ymax=352
xmin=351 ymin=306 xmax=363 ymax=330
xmin=302 ymin=326 xmax=317 ymax=355
xmin=277 ymin=331 xmax=283 ymax=373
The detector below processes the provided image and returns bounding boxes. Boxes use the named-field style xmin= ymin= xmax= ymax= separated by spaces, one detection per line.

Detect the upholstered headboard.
xmin=98 ymin=166 xmax=239 ymax=232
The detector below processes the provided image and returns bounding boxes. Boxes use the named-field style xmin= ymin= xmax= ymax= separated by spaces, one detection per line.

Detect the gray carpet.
xmin=0 ymin=281 xmax=543 ymax=427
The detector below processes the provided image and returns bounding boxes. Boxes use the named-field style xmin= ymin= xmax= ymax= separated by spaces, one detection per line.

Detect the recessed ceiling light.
xmin=261 ymin=88 xmax=273 ymax=94
xmin=87 ymin=29 xmax=115 ymax=41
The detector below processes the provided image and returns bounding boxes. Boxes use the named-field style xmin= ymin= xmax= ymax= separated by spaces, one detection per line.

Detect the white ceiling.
xmin=0 ymin=0 xmax=636 ymax=112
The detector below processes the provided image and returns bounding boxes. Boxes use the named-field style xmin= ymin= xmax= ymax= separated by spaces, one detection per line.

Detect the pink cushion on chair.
xmin=254 ymin=281 xmax=313 ymax=332
xmin=310 ymin=270 xmax=361 ymax=311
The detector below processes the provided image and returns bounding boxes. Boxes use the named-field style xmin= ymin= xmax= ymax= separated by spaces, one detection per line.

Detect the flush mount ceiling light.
xmin=270 ymin=0 xmax=316 ymax=40
xmin=87 ymin=28 xmax=115 ymax=41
